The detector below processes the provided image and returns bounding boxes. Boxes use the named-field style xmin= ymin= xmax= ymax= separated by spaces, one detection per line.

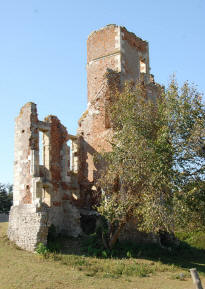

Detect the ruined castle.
xmin=8 ymin=25 xmax=160 ymax=251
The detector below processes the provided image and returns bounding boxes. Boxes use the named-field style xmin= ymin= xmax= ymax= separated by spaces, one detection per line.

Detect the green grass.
xmin=1 ymin=222 xmax=205 ymax=289
xmin=78 ymin=231 xmax=205 ymax=276
xmin=176 ymin=231 xmax=205 ymax=250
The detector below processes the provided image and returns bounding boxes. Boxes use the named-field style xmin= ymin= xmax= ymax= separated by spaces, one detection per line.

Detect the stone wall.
xmin=8 ymin=103 xmax=82 ymax=251
xmin=8 ymin=205 xmax=48 ymax=251
xmin=13 ymin=102 xmax=38 ymax=206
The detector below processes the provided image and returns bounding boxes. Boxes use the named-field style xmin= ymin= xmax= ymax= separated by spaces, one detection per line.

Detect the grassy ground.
xmin=1 ymin=222 xmax=205 ymax=289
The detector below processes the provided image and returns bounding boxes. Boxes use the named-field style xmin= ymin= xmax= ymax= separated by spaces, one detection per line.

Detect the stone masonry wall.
xmin=8 ymin=103 xmax=82 ymax=251
xmin=13 ymin=102 xmax=38 ymax=206
xmin=8 ymin=205 xmax=48 ymax=251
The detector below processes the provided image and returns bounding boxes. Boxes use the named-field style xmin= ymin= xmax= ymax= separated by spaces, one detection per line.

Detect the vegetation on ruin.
xmin=95 ymin=79 xmax=205 ymax=249
xmin=0 ymin=183 xmax=13 ymax=214
xmin=1 ymin=222 xmax=205 ymax=289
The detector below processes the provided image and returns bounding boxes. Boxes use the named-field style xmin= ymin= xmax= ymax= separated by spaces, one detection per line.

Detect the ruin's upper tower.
xmin=78 ymin=25 xmax=159 ymax=190
xmin=87 ymin=24 xmax=150 ymax=104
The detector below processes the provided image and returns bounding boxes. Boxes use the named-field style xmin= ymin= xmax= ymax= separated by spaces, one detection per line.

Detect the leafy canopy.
xmin=96 ymin=79 xmax=205 ymax=248
xmin=0 ymin=183 xmax=13 ymax=214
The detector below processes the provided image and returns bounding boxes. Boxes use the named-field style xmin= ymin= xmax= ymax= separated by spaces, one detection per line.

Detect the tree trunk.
xmin=108 ymin=223 xmax=124 ymax=249
xmin=102 ymin=232 xmax=109 ymax=250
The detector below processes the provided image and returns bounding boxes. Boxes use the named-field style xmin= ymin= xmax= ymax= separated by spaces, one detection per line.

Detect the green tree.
xmin=96 ymin=79 xmax=205 ymax=249
xmin=0 ymin=183 xmax=13 ymax=214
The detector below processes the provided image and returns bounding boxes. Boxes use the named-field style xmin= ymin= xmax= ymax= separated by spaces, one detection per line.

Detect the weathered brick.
xmin=8 ymin=25 xmax=160 ymax=251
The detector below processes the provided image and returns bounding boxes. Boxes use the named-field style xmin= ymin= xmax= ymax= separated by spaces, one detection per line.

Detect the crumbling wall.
xmin=120 ymin=26 xmax=150 ymax=83
xmin=8 ymin=102 xmax=49 ymax=251
xmin=44 ymin=115 xmax=82 ymax=237
xmin=8 ymin=103 xmax=82 ymax=252
xmin=78 ymin=25 xmax=160 ymax=202
xmin=78 ymin=70 xmax=120 ymax=192
xmin=87 ymin=24 xmax=121 ymax=104
xmin=8 ymin=25 xmax=162 ymax=250
xmin=12 ymin=102 xmax=39 ymax=206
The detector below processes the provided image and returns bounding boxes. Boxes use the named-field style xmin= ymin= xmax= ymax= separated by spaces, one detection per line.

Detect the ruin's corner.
xmin=8 ymin=25 xmax=160 ymax=251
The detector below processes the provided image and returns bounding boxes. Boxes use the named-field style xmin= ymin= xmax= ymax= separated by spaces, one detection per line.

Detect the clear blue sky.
xmin=0 ymin=0 xmax=204 ymax=184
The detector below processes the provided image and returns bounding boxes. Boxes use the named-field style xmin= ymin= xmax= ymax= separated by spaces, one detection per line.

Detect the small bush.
xmin=35 ymin=242 xmax=48 ymax=256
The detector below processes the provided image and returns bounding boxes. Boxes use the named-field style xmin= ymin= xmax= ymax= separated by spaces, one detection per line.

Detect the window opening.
xmin=43 ymin=131 xmax=50 ymax=170
xmin=67 ymin=140 xmax=72 ymax=171
xmin=140 ymin=59 xmax=146 ymax=73
xmin=39 ymin=131 xmax=43 ymax=165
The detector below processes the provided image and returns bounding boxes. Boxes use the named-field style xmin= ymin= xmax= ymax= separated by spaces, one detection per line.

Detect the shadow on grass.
xmin=124 ymin=241 xmax=205 ymax=274
xmin=47 ymin=231 xmax=205 ymax=275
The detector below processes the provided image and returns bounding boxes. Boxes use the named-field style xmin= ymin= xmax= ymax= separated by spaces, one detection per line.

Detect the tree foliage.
xmin=0 ymin=183 xmax=13 ymax=214
xmin=96 ymin=79 xmax=205 ymax=249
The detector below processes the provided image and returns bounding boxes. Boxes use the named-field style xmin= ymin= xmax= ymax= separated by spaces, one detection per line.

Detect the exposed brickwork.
xmin=87 ymin=24 xmax=119 ymax=64
xmin=62 ymin=193 xmax=70 ymax=200
xmin=8 ymin=25 xmax=161 ymax=251
xmin=121 ymin=27 xmax=147 ymax=51
xmin=53 ymin=201 xmax=61 ymax=207
xmin=78 ymin=70 xmax=120 ymax=191
xmin=13 ymin=102 xmax=38 ymax=206
xmin=87 ymin=25 xmax=120 ymax=104
xmin=9 ymin=104 xmax=82 ymax=251
xmin=45 ymin=115 xmax=69 ymax=190
xmin=78 ymin=25 xmax=160 ymax=200
xmin=22 ymin=185 xmax=32 ymax=204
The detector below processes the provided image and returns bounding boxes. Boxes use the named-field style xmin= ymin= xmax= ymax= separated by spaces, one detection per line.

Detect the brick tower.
xmin=78 ymin=25 xmax=159 ymax=196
